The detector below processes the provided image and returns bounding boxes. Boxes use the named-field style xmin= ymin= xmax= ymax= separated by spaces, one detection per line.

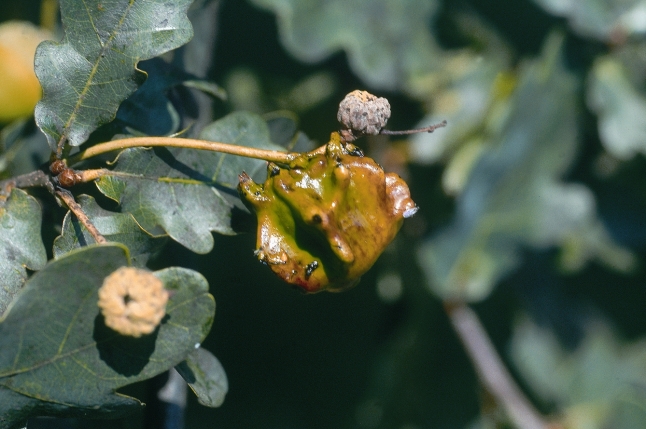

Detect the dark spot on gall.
xmin=305 ymin=261 xmax=319 ymax=279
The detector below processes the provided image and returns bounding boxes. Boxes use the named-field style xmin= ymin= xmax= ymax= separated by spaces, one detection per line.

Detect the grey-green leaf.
xmin=0 ymin=188 xmax=46 ymax=317
xmin=417 ymin=34 xmax=635 ymax=302
xmin=587 ymin=55 xmax=646 ymax=160
xmin=511 ymin=317 xmax=646 ymax=429
xmin=198 ymin=111 xmax=286 ymax=187
xmin=532 ymin=0 xmax=646 ymax=41
xmin=34 ymin=0 xmax=194 ymax=152
xmin=95 ymin=111 xmax=285 ymax=254
xmin=0 ymin=244 xmax=215 ymax=425
xmin=249 ymin=0 xmax=443 ymax=90
xmin=53 ymin=194 xmax=167 ymax=267
xmin=176 ymin=347 xmax=228 ymax=407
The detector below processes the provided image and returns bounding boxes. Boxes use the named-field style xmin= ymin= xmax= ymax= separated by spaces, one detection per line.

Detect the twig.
xmin=0 ymin=170 xmax=55 ymax=195
xmin=444 ymin=301 xmax=550 ymax=429
xmin=55 ymin=189 xmax=107 ymax=244
xmin=66 ymin=137 xmax=300 ymax=166
xmin=380 ymin=120 xmax=448 ymax=136
xmin=78 ymin=168 xmax=111 ymax=183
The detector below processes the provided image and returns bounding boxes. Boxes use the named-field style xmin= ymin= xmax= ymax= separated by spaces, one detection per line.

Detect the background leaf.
xmin=0 ymin=188 xmax=46 ymax=316
xmin=53 ymin=194 xmax=167 ymax=267
xmin=416 ymin=34 xmax=634 ymax=302
xmin=176 ymin=347 xmax=228 ymax=407
xmin=531 ymin=0 xmax=646 ymax=41
xmin=0 ymin=244 xmax=215 ymax=426
xmin=95 ymin=111 xmax=285 ymax=254
xmin=249 ymin=0 xmax=443 ymax=90
xmin=511 ymin=317 xmax=646 ymax=429
xmin=34 ymin=0 xmax=194 ymax=152
xmin=587 ymin=55 xmax=646 ymax=160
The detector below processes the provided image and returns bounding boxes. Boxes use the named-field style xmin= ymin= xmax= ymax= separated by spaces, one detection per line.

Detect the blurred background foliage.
xmin=1 ymin=0 xmax=646 ymax=428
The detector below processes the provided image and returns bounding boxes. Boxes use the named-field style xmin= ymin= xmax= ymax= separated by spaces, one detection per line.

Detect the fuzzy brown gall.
xmin=238 ymin=132 xmax=417 ymax=293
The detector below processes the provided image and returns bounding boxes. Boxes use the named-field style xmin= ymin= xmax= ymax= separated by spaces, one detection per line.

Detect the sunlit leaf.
xmin=53 ymin=194 xmax=167 ymax=267
xmin=0 ymin=188 xmax=46 ymax=316
xmin=0 ymin=244 xmax=215 ymax=426
xmin=409 ymin=54 xmax=512 ymax=166
xmin=249 ymin=0 xmax=443 ymax=90
xmin=34 ymin=0 xmax=194 ymax=152
xmin=587 ymin=55 xmax=646 ymax=160
xmin=532 ymin=0 xmax=646 ymax=41
xmin=417 ymin=34 xmax=634 ymax=302
xmin=95 ymin=111 xmax=285 ymax=254
xmin=176 ymin=347 xmax=228 ymax=407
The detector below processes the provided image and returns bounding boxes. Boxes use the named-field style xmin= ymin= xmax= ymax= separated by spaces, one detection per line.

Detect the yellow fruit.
xmin=0 ymin=21 xmax=51 ymax=122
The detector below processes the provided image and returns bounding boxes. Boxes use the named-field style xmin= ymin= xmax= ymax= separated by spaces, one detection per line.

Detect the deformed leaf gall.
xmin=239 ymin=131 xmax=417 ymax=293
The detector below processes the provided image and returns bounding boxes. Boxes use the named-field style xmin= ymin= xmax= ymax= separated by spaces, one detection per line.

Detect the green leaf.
xmin=587 ymin=55 xmax=646 ymax=160
xmin=0 ymin=119 xmax=51 ymax=178
xmin=532 ymin=0 xmax=646 ymax=41
xmin=34 ymin=0 xmax=194 ymax=152
xmin=249 ymin=0 xmax=443 ymax=90
xmin=197 ymin=111 xmax=286 ymax=187
xmin=416 ymin=33 xmax=635 ymax=302
xmin=409 ymin=55 xmax=509 ymax=165
xmin=0 ymin=188 xmax=46 ymax=316
xmin=95 ymin=111 xmax=285 ymax=254
xmin=511 ymin=317 xmax=646 ymax=429
xmin=176 ymin=347 xmax=228 ymax=407
xmin=115 ymin=58 xmax=185 ymax=137
xmin=53 ymin=194 xmax=167 ymax=267
xmin=0 ymin=244 xmax=215 ymax=425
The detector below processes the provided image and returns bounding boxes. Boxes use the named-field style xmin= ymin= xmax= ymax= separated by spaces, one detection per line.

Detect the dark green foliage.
xmin=34 ymin=0 xmax=193 ymax=151
xmin=0 ymin=188 xmax=46 ymax=316
xmin=0 ymin=245 xmax=215 ymax=428
xmin=95 ymin=112 xmax=284 ymax=254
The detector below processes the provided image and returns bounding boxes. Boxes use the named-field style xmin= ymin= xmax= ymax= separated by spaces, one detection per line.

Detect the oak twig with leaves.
xmin=0 ymin=0 xmax=441 ymax=426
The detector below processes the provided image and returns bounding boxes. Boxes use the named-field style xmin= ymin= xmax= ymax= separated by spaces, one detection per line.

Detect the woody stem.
xmin=55 ymin=189 xmax=107 ymax=244
xmin=65 ymin=137 xmax=299 ymax=166
xmin=444 ymin=301 xmax=550 ymax=429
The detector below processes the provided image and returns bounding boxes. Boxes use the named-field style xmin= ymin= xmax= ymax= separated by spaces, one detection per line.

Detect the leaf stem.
xmin=444 ymin=301 xmax=551 ymax=429
xmin=66 ymin=137 xmax=300 ymax=166
xmin=55 ymin=189 xmax=107 ymax=244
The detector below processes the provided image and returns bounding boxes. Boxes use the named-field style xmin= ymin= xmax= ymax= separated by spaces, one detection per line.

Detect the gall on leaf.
xmin=239 ymin=132 xmax=417 ymax=293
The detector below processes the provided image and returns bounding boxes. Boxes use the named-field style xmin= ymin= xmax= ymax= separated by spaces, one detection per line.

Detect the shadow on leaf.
xmin=93 ymin=313 xmax=161 ymax=376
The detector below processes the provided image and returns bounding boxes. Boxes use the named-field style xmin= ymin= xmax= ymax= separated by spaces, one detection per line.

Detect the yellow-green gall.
xmin=238 ymin=132 xmax=417 ymax=293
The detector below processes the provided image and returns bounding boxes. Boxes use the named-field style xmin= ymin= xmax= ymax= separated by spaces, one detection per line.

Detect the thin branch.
xmin=444 ymin=301 xmax=551 ymax=429
xmin=380 ymin=120 xmax=448 ymax=136
xmin=78 ymin=168 xmax=111 ymax=183
xmin=55 ymin=189 xmax=107 ymax=244
xmin=66 ymin=136 xmax=301 ymax=166
xmin=0 ymin=170 xmax=55 ymax=195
